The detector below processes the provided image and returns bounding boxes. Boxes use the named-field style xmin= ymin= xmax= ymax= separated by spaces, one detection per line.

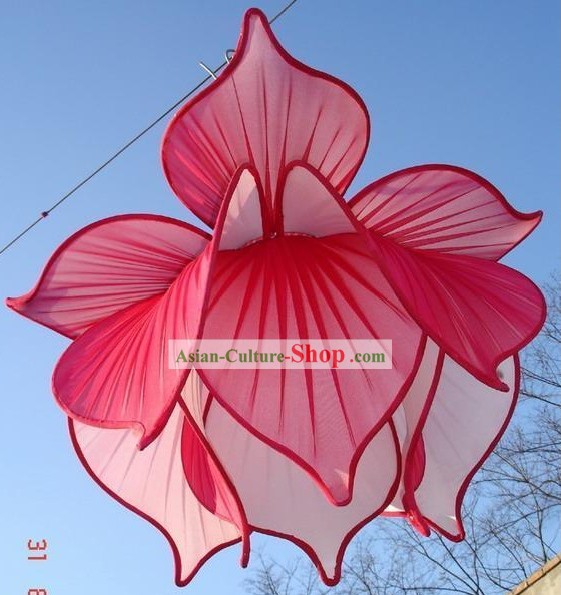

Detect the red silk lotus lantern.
xmin=7 ymin=8 xmax=546 ymax=587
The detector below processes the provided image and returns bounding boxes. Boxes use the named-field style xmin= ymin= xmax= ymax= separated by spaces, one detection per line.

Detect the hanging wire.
xmin=268 ymin=0 xmax=298 ymax=24
xmin=0 ymin=0 xmax=299 ymax=256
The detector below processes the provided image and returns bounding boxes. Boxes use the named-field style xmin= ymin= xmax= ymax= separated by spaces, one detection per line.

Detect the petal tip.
xmin=5 ymin=295 xmax=18 ymax=309
xmin=447 ymin=530 xmax=465 ymax=543
xmin=244 ymin=7 xmax=268 ymax=24
xmin=515 ymin=207 xmax=543 ymax=237
xmin=408 ymin=512 xmax=431 ymax=537
xmin=514 ymin=206 xmax=543 ymax=223
xmin=319 ymin=569 xmax=340 ymax=588
xmin=136 ymin=427 xmax=152 ymax=451
xmin=403 ymin=494 xmax=431 ymax=536
xmin=5 ymin=292 xmax=29 ymax=312
xmin=486 ymin=378 xmax=510 ymax=393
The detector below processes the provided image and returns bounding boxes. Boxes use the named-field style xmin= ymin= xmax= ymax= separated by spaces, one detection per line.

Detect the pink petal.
xmin=179 ymin=373 xmax=248 ymax=535
xmin=281 ymin=162 xmax=356 ymax=236
xmin=383 ymin=339 xmax=444 ymax=525
xmin=350 ymin=165 xmax=541 ymax=260
xmin=218 ymin=167 xmax=266 ymax=249
xmin=6 ymin=215 xmax=208 ymax=339
xmin=367 ymin=235 xmax=545 ymax=388
xmin=411 ymin=355 xmax=519 ymax=539
xmin=69 ymin=406 xmax=242 ymax=586
xmin=204 ymin=397 xmax=400 ymax=586
xmin=162 ymin=8 xmax=369 ymax=228
xmin=53 ymin=245 xmax=213 ymax=445
xmin=197 ymin=164 xmax=424 ymax=503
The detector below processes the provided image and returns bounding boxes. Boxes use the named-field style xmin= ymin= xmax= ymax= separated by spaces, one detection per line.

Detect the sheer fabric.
xmin=7 ymin=7 xmax=545 ymax=587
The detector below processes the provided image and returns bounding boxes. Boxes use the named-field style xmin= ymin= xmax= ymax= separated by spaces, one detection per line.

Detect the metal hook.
xmin=199 ymin=49 xmax=234 ymax=80
xmin=198 ymin=61 xmax=218 ymax=80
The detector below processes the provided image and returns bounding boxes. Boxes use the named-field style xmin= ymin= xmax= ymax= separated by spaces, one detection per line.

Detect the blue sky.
xmin=0 ymin=1 xmax=559 ymax=593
